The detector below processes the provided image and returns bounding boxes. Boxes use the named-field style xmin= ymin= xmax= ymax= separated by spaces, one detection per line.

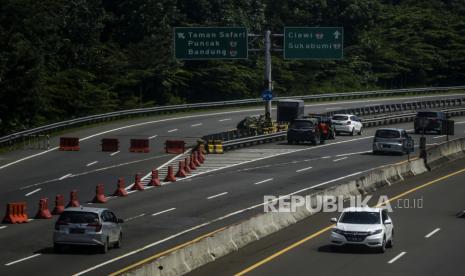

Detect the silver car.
xmin=373 ymin=128 xmax=414 ymax=155
xmin=53 ymin=207 xmax=123 ymax=253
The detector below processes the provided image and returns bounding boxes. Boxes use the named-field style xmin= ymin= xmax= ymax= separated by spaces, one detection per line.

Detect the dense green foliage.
xmin=1 ymin=0 xmax=464 ymax=135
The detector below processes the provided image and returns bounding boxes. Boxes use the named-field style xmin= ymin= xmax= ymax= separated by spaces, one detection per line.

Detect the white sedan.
xmin=330 ymin=207 xmax=394 ymax=253
xmin=331 ymin=114 xmax=363 ymax=136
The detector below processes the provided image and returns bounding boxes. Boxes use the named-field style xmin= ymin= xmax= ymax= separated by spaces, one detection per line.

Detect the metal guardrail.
xmin=222 ymin=132 xmax=287 ymax=150
xmin=1 ymin=86 xmax=465 ymax=147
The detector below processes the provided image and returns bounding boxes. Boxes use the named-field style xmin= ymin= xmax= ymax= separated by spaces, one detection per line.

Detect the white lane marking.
xmin=254 ymin=178 xmax=273 ymax=185
xmin=58 ymin=173 xmax=72 ymax=180
xmin=148 ymin=134 xmax=158 ymax=139
xmin=167 ymin=129 xmax=178 ymax=133
xmin=335 ymin=150 xmax=371 ymax=157
xmin=5 ymin=253 xmax=42 ymax=266
xmin=151 ymin=208 xmax=176 ymax=217
xmin=296 ymin=166 xmax=313 ymax=173
xmin=333 ymin=157 xmax=348 ymax=162
xmin=109 ymin=151 xmax=120 ymax=156
xmin=25 ymin=188 xmax=41 ymax=197
xmin=207 ymin=192 xmax=228 ymax=199
xmin=0 ymin=147 xmax=59 ymax=170
xmin=86 ymin=161 xmax=98 ymax=167
xmin=322 ymin=156 xmax=331 ymax=159
xmin=433 ymin=135 xmax=446 ymax=139
xmin=73 ymin=164 xmax=380 ymax=276
xmin=218 ymin=118 xmax=231 ymax=122
xmin=425 ymin=228 xmax=441 ymax=238
xmin=0 ymin=226 xmax=7 ymax=230
xmin=20 ymin=154 xmax=170 ymax=190
xmin=455 ymin=121 xmax=465 ymax=124
xmin=388 ymin=252 xmax=407 ymax=264
xmin=191 ymin=123 xmax=202 ymax=127
xmin=124 ymin=213 xmax=145 ymax=222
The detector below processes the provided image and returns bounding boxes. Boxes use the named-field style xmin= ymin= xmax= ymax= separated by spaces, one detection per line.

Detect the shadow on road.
xmin=318 ymin=244 xmax=378 ymax=254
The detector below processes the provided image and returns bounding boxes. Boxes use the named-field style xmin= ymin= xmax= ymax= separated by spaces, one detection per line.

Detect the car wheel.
xmin=387 ymin=231 xmax=394 ymax=248
xmin=54 ymin=243 xmax=63 ymax=253
xmin=114 ymin=233 xmax=122 ymax=249
xmin=378 ymin=237 xmax=386 ymax=253
xmin=100 ymin=239 xmax=109 ymax=254
xmin=350 ymin=128 xmax=355 ymax=136
xmin=358 ymin=128 xmax=362 ymax=135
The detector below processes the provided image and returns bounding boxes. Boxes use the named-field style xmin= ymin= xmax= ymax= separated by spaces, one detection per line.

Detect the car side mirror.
xmin=330 ymin=218 xmax=337 ymax=223
xmin=117 ymin=218 xmax=124 ymax=224
xmin=383 ymin=219 xmax=392 ymax=225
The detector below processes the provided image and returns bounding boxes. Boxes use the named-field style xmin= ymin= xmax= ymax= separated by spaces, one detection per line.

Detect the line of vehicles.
xmin=286 ymin=110 xmax=451 ymax=155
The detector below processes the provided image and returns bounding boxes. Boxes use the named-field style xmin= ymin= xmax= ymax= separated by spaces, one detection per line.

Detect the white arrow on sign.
xmin=333 ymin=30 xmax=341 ymax=40
xmin=177 ymin=33 xmax=185 ymax=39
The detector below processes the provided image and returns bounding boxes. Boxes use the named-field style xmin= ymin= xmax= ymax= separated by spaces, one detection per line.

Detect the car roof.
xmin=342 ymin=207 xmax=382 ymax=213
xmin=62 ymin=206 xmax=108 ymax=214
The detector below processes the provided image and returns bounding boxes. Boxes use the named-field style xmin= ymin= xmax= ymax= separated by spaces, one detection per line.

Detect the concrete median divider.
xmin=119 ymin=158 xmax=429 ymax=276
xmin=425 ymin=137 xmax=465 ymax=170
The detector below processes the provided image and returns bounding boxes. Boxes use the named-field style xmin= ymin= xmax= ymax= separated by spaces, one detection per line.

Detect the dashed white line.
xmin=218 ymin=118 xmax=231 ymax=122
xmin=86 ymin=161 xmax=98 ymax=167
xmin=296 ymin=166 xmax=313 ymax=173
xmin=433 ymin=135 xmax=446 ymax=139
xmin=109 ymin=151 xmax=120 ymax=156
xmin=322 ymin=156 xmax=331 ymax=159
xmin=388 ymin=251 xmax=407 ymax=264
xmin=148 ymin=134 xmax=158 ymax=139
xmin=335 ymin=150 xmax=371 ymax=157
xmin=5 ymin=253 xmax=42 ymax=266
xmin=333 ymin=157 xmax=348 ymax=162
xmin=191 ymin=123 xmax=202 ymax=127
xmin=207 ymin=192 xmax=228 ymax=199
xmin=58 ymin=173 xmax=72 ymax=180
xmin=0 ymin=226 xmax=7 ymax=230
xmin=425 ymin=228 xmax=441 ymax=238
xmin=254 ymin=178 xmax=273 ymax=185
xmin=124 ymin=213 xmax=145 ymax=222
xmin=167 ymin=129 xmax=178 ymax=133
xmin=25 ymin=188 xmax=41 ymax=197
xmin=151 ymin=208 xmax=176 ymax=217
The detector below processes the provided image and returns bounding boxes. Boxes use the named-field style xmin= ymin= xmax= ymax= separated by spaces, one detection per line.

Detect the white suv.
xmin=331 ymin=114 xmax=363 ymax=136
xmin=330 ymin=207 xmax=394 ymax=252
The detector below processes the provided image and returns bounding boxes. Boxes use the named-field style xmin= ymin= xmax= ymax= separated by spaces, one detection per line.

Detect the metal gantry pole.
xmin=264 ymin=30 xmax=272 ymax=120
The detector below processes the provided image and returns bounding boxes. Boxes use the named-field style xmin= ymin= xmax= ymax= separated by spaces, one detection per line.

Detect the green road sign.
xmin=284 ymin=27 xmax=343 ymax=60
xmin=174 ymin=27 xmax=248 ymax=60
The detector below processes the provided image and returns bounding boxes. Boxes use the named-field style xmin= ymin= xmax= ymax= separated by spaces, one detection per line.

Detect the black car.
xmin=414 ymin=111 xmax=447 ymax=134
xmin=287 ymin=119 xmax=321 ymax=145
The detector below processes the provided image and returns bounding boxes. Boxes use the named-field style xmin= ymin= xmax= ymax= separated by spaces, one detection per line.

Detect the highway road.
xmin=0 ymin=94 xmax=464 ymax=275
xmin=189 ymin=158 xmax=465 ymax=276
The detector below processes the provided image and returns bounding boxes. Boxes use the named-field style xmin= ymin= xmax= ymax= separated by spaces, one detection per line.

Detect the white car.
xmin=329 ymin=207 xmax=394 ymax=252
xmin=331 ymin=114 xmax=363 ymax=136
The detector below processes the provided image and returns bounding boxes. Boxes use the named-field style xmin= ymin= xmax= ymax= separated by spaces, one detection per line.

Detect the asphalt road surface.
xmin=189 ymin=158 xmax=465 ymax=276
xmin=1 ymin=94 xmax=464 ymax=275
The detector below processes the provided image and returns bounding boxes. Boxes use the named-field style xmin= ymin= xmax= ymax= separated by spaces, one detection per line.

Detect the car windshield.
xmin=332 ymin=115 xmax=348 ymax=121
xmin=59 ymin=211 xmax=99 ymax=224
xmin=339 ymin=211 xmax=380 ymax=224
xmin=375 ymin=129 xmax=400 ymax=138
xmin=416 ymin=112 xmax=439 ymax=118
xmin=291 ymin=121 xmax=314 ymax=128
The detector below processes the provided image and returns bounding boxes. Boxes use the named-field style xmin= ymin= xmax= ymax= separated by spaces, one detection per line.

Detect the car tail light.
xmin=55 ymin=220 xmax=68 ymax=230
xmin=346 ymin=121 xmax=351 ymax=125
xmin=88 ymin=222 xmax=102 ymax=232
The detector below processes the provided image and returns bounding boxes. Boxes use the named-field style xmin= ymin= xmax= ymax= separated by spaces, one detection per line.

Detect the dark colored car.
xmin=414 ymin=111 xmax=447 ymax=134
xmin=287 ymin=119 xmax=321 ymax=145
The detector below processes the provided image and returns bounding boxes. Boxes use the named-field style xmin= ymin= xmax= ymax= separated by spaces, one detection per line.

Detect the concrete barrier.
xmin=120 ymin=158 xmax=429 ymax=276
xmin=121 ymin=138 xmax=465 ymax=276
xmin=425 ymin=138 xmax=465 ymax=170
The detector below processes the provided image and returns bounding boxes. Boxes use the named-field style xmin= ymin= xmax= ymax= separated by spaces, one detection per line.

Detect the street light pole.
xmin=264 ymin=30 xmax=272 ymax=120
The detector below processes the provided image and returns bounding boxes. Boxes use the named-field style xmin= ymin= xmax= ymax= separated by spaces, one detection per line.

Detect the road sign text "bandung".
xmin=174 ymin=27 xmax=248 ymax=60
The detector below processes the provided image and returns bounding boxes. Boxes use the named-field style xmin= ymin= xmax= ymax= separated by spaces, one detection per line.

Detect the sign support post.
xmin=264 ymin=30 xmax=272 ymax=120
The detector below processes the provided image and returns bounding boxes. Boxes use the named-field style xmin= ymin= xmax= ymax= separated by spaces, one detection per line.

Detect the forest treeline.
xmin=1 ymin=0 xmax=464 ymax=135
